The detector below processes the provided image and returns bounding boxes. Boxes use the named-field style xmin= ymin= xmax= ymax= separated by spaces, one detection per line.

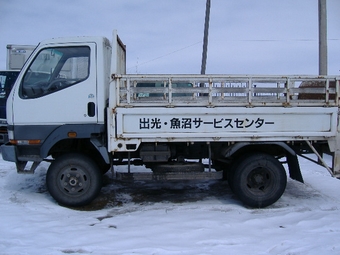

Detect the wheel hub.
xmin=253 ymin=173 xmax=264 ymax=184
xmin=247 ymin=167 xmax=270 ymax=191
xmin=60 ymin=168 xmax=87 ymax=194
xmin=68 ymin=176 xmax=79 ymax=186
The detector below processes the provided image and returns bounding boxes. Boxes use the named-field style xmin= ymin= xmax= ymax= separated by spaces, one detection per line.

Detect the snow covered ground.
xmin=1 ymin=155 xmax=340 ymax=255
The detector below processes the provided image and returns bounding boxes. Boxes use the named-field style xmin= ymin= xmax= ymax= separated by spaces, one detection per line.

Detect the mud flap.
xmin=286 ymin=153 xmax=304 ymax=183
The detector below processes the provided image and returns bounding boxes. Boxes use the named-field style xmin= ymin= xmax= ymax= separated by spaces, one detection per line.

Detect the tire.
xmin=232 ymin=153 xmax=287 ymax=208
xmin=46 ymin=153 xmax=102 ymax=207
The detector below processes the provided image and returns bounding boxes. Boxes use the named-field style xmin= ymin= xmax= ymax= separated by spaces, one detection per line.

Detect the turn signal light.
xmin=67 ymin=132 xmax=77 ymax=138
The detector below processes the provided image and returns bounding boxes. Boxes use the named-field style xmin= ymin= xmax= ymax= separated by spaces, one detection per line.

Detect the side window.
xmin=60 ymin=57 xmax=89 ymax=80
xmin=20 ymin=46 xmax=90 ymax=99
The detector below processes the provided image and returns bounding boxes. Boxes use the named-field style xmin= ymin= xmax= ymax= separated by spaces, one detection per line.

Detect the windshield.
xmin=20 ymin=46 xmax=90 ymax=99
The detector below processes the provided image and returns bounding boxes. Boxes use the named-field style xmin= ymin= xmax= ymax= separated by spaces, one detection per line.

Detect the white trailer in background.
xmin=6 ymin=44 xmax=35 ymax=70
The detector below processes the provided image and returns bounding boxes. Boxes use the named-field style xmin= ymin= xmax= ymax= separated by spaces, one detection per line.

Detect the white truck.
xmin=6 ymin=44 xmax=36 ymax=70
xmin=2 ymin=31 xmax=340 ymax=208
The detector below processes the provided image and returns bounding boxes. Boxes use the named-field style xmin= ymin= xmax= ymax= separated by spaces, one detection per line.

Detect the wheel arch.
xmin=40 ymin=124 xmax=110 ymax=165
xmin=222 ymin=142 xmax=303 ymax=183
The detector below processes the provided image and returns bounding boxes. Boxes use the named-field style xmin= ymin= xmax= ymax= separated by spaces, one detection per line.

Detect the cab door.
xmin=12 ymin=43 xmax=97 ymax=126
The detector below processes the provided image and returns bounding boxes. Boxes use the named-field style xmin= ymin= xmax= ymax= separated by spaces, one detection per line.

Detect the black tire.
xmin=46 ymin=153 xmax=102 ymax=207
xmin=232 ymin=153 xmax=287 ymax=208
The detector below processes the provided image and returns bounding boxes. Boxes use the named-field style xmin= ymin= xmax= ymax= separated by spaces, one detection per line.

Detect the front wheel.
xmin=46 ymin=153 xmax=102 ymax=207
xmin=231 ymin=153 xmax=287 ymax=208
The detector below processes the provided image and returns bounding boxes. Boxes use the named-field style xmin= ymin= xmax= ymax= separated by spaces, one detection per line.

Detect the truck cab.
xmin=4 ymin=35 xmax=124 ymax=170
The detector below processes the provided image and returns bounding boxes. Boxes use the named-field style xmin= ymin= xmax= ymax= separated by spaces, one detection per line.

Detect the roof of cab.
xmin=39 ymin=36 xmax=111 ymax=47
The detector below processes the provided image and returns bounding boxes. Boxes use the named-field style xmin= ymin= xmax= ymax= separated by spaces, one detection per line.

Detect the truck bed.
xmin=107 ymin=74 xmax=340 ymax=177
xmin=110 ymin=74 xmax=339 ymax=142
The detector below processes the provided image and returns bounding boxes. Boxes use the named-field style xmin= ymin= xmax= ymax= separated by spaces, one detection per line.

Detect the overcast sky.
xmin=1 ymin=0 xmax=339 ymax=75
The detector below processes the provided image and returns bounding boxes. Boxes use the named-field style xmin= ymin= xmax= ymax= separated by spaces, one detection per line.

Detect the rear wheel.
xmin=231 ymin=153 xmax=287 ymax=208
xmin=46 ymin=153 xmax=102 ymax=207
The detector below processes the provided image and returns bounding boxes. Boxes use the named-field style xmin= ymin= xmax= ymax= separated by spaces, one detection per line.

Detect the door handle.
xmin=87 ymin=102 xmax=95 ymax=117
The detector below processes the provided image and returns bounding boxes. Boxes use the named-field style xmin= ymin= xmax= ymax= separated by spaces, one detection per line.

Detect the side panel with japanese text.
xmin=115 ymin=107 xmax=337 ymax=140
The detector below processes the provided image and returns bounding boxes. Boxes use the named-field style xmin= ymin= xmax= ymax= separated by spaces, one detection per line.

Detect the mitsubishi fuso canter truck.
xmin=2 ymin=31 xmax=340 ymax=208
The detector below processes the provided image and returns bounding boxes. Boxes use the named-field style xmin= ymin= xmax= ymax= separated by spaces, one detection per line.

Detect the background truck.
xmin=0 ymin=70 xmax=19 ymax=143
xmin=2 ymin=31 xmax=340 ymax=208
xmin=6 ymin=44 xmax=35 ymax=70
xmin=0 ymin=45 xmax=35 ymax=143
